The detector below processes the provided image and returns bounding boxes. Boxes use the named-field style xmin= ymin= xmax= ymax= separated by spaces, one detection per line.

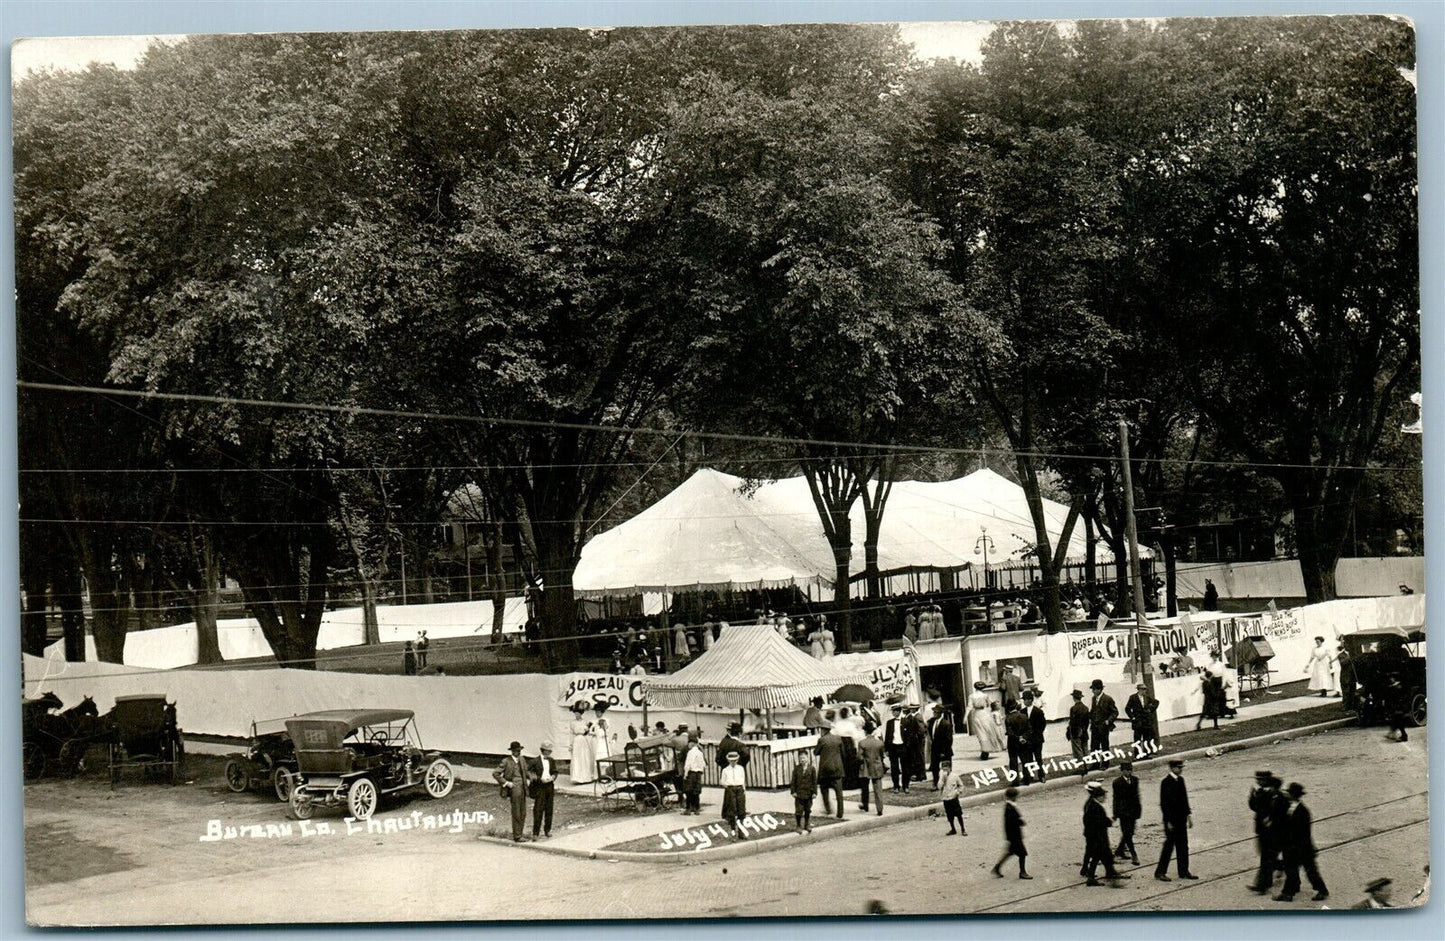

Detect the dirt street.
xmin=25 ymin=725 xmax=1428 ymax=925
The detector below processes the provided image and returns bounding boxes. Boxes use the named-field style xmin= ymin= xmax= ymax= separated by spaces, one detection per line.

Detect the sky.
xmin=10 ymin=21 xmax=993 ymax=78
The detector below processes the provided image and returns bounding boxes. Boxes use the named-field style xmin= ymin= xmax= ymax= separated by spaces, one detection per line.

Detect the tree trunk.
xmin=53 ymin=551 xmax=87 ymax=662
xmin=78 ymin=531 xmax=127 ymax=663
xmin=193 ymin=536 xmax=224 ymax=665
xmin=19 ymin=529 xmax=51 ymax=657
xmin=1014 ymin=453 xmax=1064 ymax=632
xmin=533 ymin=521 xmax=581 ymax=671
xmin=1083 ymin=495 xmax=1098 ymax=590
xmin=488 ymin=519 xmax=507 ymax=641
xmin=831 ymin=533 xmax=853 ymax=653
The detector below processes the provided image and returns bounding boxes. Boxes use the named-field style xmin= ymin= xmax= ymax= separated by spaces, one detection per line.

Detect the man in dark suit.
xmin=1155 ymin=758 xmax=1198 ymax=880
xmin=491 ymin=741 xmax=533 ymax=842
xmin=1067 ymin=689 xmax=1091 ymax=775
xmin=526 ymin=741 xmax=558 ymax=839
xmin=882 ymin=702 xmax=908 ymax=793
xmin=928 ymin=705 xmax=954 ymax=789
xmin=1275 ymin=782 xmax=1329 ymax=902
xmin=1112 ymin=760 xmax=1142 ymax=865
xmin=1083 ymin=781 xmax=1126 ymax=887
xmin=1004 ymin=703 xmax=1034 ymax=785
xmin=1089 ymin=679 xmax=1118 ymax=768
xmin=814 ymin=726 xmax=846 ymax=819
xmin=1125 ymin=682 xmax=1160 ymax=745
xmin=715 ymin=722 xmax=750 ymax=769
xmin=1023 ymin=691 xmax=1047 ymax=782
xmin=1248 ymin=771 xmax=1289 ymax=893
xmin=902 ymin=707 xmax=927 ymax=785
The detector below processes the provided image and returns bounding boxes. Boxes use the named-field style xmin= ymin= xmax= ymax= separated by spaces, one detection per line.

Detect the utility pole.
xmin=1119 ymin=419 xmax=1152 ymax=691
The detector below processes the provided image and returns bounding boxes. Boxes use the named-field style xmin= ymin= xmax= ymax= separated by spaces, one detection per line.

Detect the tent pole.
xmin=766 ymin=707 xmax=774 ymax=740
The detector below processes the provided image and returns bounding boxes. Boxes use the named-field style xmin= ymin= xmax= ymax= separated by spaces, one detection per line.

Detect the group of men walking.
xmin=1249 ymin=770 xmax=1329 ymax=901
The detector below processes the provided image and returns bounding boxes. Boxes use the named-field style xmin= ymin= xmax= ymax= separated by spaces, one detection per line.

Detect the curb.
xmin=494 ymin=715 xmax=1357 ymax=865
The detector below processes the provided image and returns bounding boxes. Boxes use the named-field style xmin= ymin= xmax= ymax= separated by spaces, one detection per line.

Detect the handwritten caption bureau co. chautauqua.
xmin=970 ymin=738 xmax=1163 ymax=788
xmin=656 ymin=813 xmax=783 ymax=851
xmin=200 ymin=809 xmax=493 ymax=842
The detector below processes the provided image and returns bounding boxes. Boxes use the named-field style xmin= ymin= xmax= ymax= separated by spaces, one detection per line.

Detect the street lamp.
xmin=974 ymin=528 xmax=995 ymax=592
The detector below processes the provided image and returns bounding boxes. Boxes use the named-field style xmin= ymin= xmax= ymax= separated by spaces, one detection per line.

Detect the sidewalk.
xmin=479 ymin=692 xmax=1345 ymax=860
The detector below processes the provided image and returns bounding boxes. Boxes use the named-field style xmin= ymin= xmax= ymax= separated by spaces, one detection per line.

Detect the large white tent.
xmin=573 ymin=467 xmax=1135 ymax=598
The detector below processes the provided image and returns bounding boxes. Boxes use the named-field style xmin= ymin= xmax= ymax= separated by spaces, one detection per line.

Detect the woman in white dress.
xmin=967 ymin=682 xmax=1003 ymax=759
xmin=568 ymin=702 xmax=598 ymax=785
xmin=591 ymin=703 xmax=614 ymax=766
xmin=820 ymin=623 xmax=835 ymax=657
xmin=808 ymin=622 xmax=827 ymax=659
xmin=987 ymin=701 xmax=1008 ymax=756
xmin=1305 ymin=636 xmax=1334 ymax=696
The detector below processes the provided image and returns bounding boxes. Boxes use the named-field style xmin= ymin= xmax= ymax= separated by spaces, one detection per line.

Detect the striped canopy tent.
xmin=643 ymin=624 xmax=870 ymax=710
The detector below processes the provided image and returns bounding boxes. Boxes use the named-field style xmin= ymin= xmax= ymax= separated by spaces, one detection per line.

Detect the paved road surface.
xmin=26 ymin=725 xmax=1428 ymax=925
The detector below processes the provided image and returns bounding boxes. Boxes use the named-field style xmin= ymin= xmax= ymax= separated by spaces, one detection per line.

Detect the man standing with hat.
xmin=1275 ymin=782 xmax=1328 ymax=902
xmin=1000 ymin=664 xmax=1023 ymax=709
xmin=1249 ymin=771 xmax=1288 ymax=893
xmin=716 ymin=722 xmax=750 ymax=770
xmin=1112 ymin=760 xmax=1141 ymax=865
xmin=1066 ymin=689 xmax=1090 ymax=774
xmin=527 ymin=741 xmax=558 ymax=840
xmin=1155 ymin=758 xmax=1198 ymax=881
xmin=1352 ymin=878 xmax=1394 ymax=909
xmin=1089 ymin=679 xmax=1118 ymax=769
xmin=720 ymin=750 xmax=749 ymax=839
xmin=928 ymin=704 xmax=954 ymax=790
xmin=491 ymin=741 xmax=533 ymax=842
xmin=1082 ymin=781 xmax=1127 ymax=887
xmin=882 ymin=701 xmax=907 ymax=793
xmin=681 ymin=731 xmax=706 ymax=815
xmin=1126 ymin=682 xmax=1160 ymax=745
xmin=1023 ymin=691 xmax=1047 ymax=783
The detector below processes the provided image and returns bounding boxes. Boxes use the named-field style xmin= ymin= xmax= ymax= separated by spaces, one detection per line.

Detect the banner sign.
xmin=1069 ymin=631 xmax=1132 ymax=663
xmin=556 ymin=673 xmax=648 ymax=711
xmin=864 ymin=659 xmax=916 ymax=702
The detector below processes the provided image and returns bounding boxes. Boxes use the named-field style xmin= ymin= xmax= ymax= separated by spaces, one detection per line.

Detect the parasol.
xmin=832 ymin=683 xmax=876 ymax=703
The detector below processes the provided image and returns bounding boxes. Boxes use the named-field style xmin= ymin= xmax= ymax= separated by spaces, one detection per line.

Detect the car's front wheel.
xmin=423 ymin=758 xmax=455 ymax=799
xmin=224 ymin=759 xmax=248 ymax=793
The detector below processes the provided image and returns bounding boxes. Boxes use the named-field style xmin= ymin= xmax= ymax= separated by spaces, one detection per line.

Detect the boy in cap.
xmin=1275 ymin=782 xmax=1328 ymax=902
xmin=789 ymin=747 xmax=817 ymax=832
xmin=991 ymin=787 xmax=1033 ymax=879
xmin=681 ymin=731 xmax=706 ymax=815
xmin=939 ymin=759 xmax=967 ymax=835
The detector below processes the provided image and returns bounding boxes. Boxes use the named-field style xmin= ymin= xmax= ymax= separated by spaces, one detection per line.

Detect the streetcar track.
xmin=971 ymin=790 xmax=1429 ymax=914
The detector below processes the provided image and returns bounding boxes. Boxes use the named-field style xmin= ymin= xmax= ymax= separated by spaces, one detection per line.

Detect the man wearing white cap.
xmin=527 ymin=741 xmax=558 ymax=839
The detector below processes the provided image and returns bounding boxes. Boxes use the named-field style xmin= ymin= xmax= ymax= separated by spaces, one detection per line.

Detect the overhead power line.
xmin=16 ymin=379 xmax=1423 ymax=473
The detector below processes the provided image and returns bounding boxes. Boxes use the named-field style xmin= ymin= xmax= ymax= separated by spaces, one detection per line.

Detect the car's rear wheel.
xmin=348 ymin=778 xmax=378 ymax=820
xmin=289 ymin=788 xmax=314 ymax=820
xmin=424 ymin=758 xmax=455 ymax=799
xmin=273 ymin=768 xmax=293 ymax=802
xmin=225 ymin=759 xmax=248 ymax=793
xmin=1409 ymin=692 xmax=1427 ymax=727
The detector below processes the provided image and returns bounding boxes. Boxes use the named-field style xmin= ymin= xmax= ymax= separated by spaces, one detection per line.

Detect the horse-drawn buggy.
xmin=595 ymin=734 xmax=680 ymax=813
xmin=107 ymin=694 xmax=185 ymax=785
xmin=23 ymin=692 xmax=105 ymax=780
xmin=224 ymin=718 xmax=299 ymax=801
xmin=285 ymin=709 xmax=455 ymax=821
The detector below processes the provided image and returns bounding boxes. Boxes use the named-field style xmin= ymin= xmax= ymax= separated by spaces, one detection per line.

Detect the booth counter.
xmin=696 ymin=734 xmax=818 ymax=788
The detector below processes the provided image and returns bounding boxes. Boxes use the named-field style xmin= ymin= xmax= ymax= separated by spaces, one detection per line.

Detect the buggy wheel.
xmin=289 ymin=788 xmax=314 ymax=820
xmin=23 ymin=743 xmax=45 ymax=781
xmin=1409 ymin=693 xmax=1426 ymax=727
xmin=347 ymin=778 xmax=379 ymax=820
xmin=225 ymin=759 xmax=249 ymax=793
xmin=423 ymin=758 xmax=454 ymax=799
xmin=108 ymin=744 xmax=120 ymax=787
xmin=273 ymin=768 xmax=294 ymax=803
xmin=634 ymin=780 xmax=662 ymax=813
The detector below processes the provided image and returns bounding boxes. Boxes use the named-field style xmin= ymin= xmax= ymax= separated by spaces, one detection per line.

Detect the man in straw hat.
xmin=720 ymin=750 xmax=749 ymax=839
xmin=1274 ymin=782 xmax=1328 ymax=902
xmin=527 ymin=741 xmax=558 ymax=840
